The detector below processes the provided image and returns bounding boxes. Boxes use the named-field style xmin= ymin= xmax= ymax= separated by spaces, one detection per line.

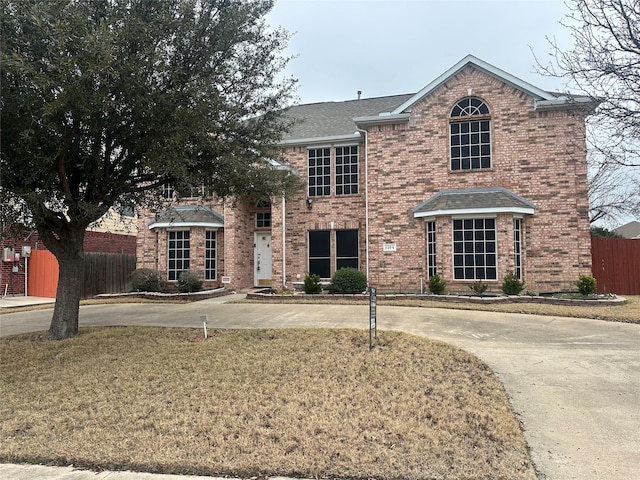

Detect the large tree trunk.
xmin=39 ymin=226 xmax=86 ymax=340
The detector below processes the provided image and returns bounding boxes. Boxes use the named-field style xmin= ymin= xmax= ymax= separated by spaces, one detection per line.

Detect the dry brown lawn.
xmin=0 ymin=327 xmax=536 ymax=480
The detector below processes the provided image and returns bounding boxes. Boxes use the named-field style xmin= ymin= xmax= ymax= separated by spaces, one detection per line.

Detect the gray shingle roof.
xmin=282 ymin=94 xmax=413 ymax=141
xmin=613 ymin=220 xmax=640 ymax=239
xmin=413 ymin=187 xmax=536 ymax=217
xmin=148 ymin=205 xmax=224 ymax=230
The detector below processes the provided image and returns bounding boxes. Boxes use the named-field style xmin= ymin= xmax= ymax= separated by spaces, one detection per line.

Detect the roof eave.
xmin=534 ymin=96 xmax=600 ymax=113
xmin=413 ymin=206 xmax=536 ymax=218
xmin=149 ymin=221 xmax=224 ymax=230
xmin=279 ymin=133 xmax=361 ymax=147
xmin=353 ymin=113 xmax=411 ymax=127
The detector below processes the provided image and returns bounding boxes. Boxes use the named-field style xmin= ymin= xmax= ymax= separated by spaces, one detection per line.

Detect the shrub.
xmin=469 ymin=281 xmax=488 ymax=295
xmin=502 ymin=272 xmax=525 ymax=295
xmin=303 ymin=273 xmax=322 ymax=294
xmin=331 ymin=267 xmax=368 ymax=294
xmin=129 ymin=268 xmax=165 ymax=292
xmin=177 ymin=270 xmax=203 ymax=293
xmin=428 ymin=274 xmax=446 ymax=295
xmin=575 ymin=274 xmax=597 ymax=295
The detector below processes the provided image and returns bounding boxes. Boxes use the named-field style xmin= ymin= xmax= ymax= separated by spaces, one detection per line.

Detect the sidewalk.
xmin=0 ymin=295 xmax=55 ymax=309
xmin=0 ymin=463 xmax=297 ymax=480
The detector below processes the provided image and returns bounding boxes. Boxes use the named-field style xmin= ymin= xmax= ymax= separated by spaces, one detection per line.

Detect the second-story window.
xmin=450 ymin=97 xmax=491 ymax=171
xmin=335 ymin=146 xmax=358 ymax=195
xmin=308 ymin=147 xmax=331 ymax=197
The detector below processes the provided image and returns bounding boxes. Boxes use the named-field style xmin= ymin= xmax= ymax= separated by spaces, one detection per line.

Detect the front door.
xmin=254 ymin=233 xmax=272 ymax=287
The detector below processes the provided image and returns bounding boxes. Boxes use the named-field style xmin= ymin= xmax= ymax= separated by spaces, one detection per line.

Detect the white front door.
xmin=254 ymin=233 xmax=272 ymax=287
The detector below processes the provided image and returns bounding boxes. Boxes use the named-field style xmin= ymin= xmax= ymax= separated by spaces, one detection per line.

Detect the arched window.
xmin=450 ymin=97 xmax=491 ymax=170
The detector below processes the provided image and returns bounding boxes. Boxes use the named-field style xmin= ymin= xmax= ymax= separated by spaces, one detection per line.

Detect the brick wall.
xmin=276 ymin=66 xmax=591 ymax=292
xmin=135 ymin=66 xmax=591 ymax=293
xmin=1 ymin=227 xmax=135 ymax=296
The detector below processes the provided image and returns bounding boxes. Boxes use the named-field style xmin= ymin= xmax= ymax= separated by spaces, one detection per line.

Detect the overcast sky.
xmin=266 ymin=0 xmax=574 ymax=104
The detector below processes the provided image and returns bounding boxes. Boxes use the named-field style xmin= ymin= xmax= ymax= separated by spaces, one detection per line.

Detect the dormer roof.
xmin=148 ymin=205 xmax=224 ymax=230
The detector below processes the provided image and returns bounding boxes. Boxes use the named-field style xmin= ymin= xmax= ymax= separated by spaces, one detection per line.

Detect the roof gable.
xmin=392 ymin=55 xmax=556 ymax=115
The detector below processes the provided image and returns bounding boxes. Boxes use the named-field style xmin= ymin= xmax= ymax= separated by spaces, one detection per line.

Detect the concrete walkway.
xmin=1 ymin=296 xmax=638 ymax=480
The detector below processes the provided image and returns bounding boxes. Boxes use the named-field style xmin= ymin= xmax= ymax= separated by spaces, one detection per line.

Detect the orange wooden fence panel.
xmin=28 ymin=250 xmax=58 ymax=298
xmin=591 ymin=238 xmax=640 ymax=295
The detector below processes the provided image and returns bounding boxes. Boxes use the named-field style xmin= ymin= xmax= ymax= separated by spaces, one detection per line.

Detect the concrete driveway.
xmin=1 ymin=297 xmax=639 ymax=480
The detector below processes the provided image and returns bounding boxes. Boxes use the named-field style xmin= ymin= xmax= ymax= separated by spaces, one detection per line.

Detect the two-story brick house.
xmin=137 ymin=55 xmax=595 ymax=293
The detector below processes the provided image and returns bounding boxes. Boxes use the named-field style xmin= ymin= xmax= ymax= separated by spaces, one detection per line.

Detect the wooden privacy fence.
xmin=82 ymin=252 xmax=136 ymax=298
xmin=591 ymin=238 xmax=640 ymax=295
xmin=28 ymin=251 xmax=136 ymax=298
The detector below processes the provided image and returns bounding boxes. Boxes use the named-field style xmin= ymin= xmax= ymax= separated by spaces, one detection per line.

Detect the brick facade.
xmin=137 ymin=57 xmax=593 ymax=293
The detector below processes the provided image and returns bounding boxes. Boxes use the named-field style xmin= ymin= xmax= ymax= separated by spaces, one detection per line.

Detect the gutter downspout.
xmin=355 ymin=127 xmax=370 ymax=282
xmin=282 ymin=195 xmax=286 ymax=290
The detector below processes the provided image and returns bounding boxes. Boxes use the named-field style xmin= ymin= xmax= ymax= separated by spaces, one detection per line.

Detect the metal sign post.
xmin=369 ymin=286 xmax=377 ymax=350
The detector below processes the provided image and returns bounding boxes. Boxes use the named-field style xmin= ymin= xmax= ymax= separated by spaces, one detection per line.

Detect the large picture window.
xmin=336 ymin=230 xmax=358 ymax=269
xmin=205 ymin=230 xmax=217 ymax=280
xmin=309 ymin=230 xmax=330 ymax=278
xmin=308 ymin=148 xmax=331 ymax=196
xmin=168 ymin=230 xmax=190 ymax=281
xmin=450 ymin=97 xmax=491 ymax=171
xmin=335 ymin=146 xmax=358 ymax=195
xmin=453 ymin=218 xmax=497 ymax=280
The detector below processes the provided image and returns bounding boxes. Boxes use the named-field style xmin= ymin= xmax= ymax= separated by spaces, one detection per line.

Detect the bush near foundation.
xmin=304 ymin=274 xmax=322 ymax=294
xmin=177 ymin=270 xmax=203 ymax=293
xmin=331 ymin=268 xmax=367 ymax=294
xmin=129 ymin=268 xmax=165 ymax=292
xmin=575 ymin=274 xmax=597 ymax=295
xmin=428 ymin=274 xmax=447 ymax=295
xmin=502 ymin=272 xmax=526 ymax=295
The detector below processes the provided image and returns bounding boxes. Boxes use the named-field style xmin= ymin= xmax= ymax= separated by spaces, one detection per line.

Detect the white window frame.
xmin=205 ymin=230 xmax=217 ymax=281
xmin=167 ymin=229 xmax=190 ymax=281
xmin=450 ymin=97 xmax=491 ymax=171
xmin=335 ymin=145 xmax=358 ymax=195
xmin=452 ymin=216 xmax=498 ymax=281
xmin=308 ymin=147 xmax=331 ymax=197
xmin=513 ymin=217 xmax=523 ymax=280
xmin=426 ymin=220 xmax=437 ymax=278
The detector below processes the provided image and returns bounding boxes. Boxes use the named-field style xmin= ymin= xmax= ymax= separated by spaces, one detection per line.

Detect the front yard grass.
xmin=0 ymin=327 xmax=536 ymax=480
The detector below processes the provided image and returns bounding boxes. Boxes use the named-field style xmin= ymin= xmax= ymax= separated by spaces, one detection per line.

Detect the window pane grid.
xmin=514 ymin=219 xmax=522 ymax=280
xmin=205 ymin=230 xmax=216 ymax=280
xmin=256 ymin=212 xmax=271 ymax=228
xmin=450 ymin=120 xmax=491 ymax=170
xmin=336 ymin=230 xmax=358 ymax=270
xmin=450 ymin=97 xmax=491 ymax=171
xmin=426 ymin=221 xmax=436 ymax=277
xmin=308 ymin=148 xmax=331 ymax=196
xmin=168 ymin=230 xmax=190 ymax=281
xmin=335 ymin=146 xmax=358 ymax=195
xmin=309 ymin=230 xmax=330 ymax=278
xmin=453 ymin=218 xmax=497 ymax=280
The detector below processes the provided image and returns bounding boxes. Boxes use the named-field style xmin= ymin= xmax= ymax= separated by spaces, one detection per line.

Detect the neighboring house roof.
xmin=148 ymin=205 xmax=224 ymax=230
xmin=412 ymin=187 xmax=536 ymax=218
xmin=613 ymin=220 xmax=640 ymax=239
xmin=281 ymin=55 xmax=596 ymax=145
